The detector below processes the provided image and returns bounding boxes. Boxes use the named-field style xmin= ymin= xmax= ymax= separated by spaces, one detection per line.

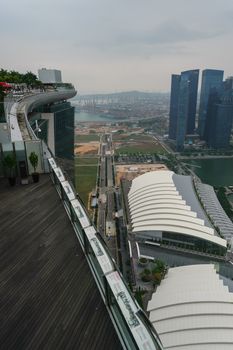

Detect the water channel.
xmin=184 ymin=158 xmax=233 ymax=187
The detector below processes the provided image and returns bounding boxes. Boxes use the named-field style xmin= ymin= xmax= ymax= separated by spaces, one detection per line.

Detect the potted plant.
xmin=29 ymin=152 xmax=39 ymax=183
xmin=3 ymin=154 xmax=17 ymax=186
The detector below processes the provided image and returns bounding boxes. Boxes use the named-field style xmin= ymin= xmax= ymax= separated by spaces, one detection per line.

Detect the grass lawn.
xmin=75 ymin=134 xmax=100 ymax=142
xmin=115 ymin=142 xmax=166 ymax=155
xmin=75 ymin=157 xmax=99 ymax=166
xmin=113 ymin=133 xmax=152 ymax=142
xmin=75 ymin=157 xmax=98 ymax=207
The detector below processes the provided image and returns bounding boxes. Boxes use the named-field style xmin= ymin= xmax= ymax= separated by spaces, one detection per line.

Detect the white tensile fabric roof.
xmin=128 ymin=170 xmax=226 ymax=248
xmin=147 ymin=264 xmax=233 ymax=349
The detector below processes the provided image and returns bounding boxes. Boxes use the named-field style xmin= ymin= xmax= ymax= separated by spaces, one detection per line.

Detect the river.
xmin=184 ymin=158 xmax=233 ymax=186
xmin=75 ymin=110 xmax=127 ymax=123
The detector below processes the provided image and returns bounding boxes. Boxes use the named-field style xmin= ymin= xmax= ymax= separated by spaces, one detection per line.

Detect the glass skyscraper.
xmin=205 ymin=86 xmax=233 ymax=149
xmin=181 ymin=69 xmax=199 ymax=135
xmin=176 ymin=76 xmax=189 ymax=151
xmin=31 ymin=100 xmax=75 ymax=159
xmin=169 ymin=69 xmax=199 ymax=151
xmin=198 ymin=69 xmax=224 ymax=138
xmin=169 ymin=74 xmax=180 ymax=140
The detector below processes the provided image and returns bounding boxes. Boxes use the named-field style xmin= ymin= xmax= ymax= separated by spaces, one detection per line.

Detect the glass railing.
xmin=48 ymin=157 xmax=163 ymax=350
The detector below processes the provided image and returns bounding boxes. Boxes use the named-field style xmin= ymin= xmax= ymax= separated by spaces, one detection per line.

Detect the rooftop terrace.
xmin=0 ymin=175 xmax=122 ymax=349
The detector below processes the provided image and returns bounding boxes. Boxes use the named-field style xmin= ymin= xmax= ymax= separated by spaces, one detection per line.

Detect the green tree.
xmin=29 ymin=152 xmax=38 ymax=173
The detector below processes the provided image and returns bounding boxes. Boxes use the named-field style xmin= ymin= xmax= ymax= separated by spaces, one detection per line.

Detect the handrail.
xmin=47 ymin=156 xmax=163 ymax=350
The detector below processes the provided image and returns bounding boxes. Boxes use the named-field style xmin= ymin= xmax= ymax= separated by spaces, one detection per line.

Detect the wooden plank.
xmin=0 ymin=175 xmax=122 ymax=350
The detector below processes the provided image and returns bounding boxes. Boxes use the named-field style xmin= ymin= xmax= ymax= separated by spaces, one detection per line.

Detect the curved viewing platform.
xmin=5 ymin=86 xmax=76 ymax=143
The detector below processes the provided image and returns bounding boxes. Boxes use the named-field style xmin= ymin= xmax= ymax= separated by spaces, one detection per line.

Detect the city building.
xmin=204 ymin=86 xmax=233 ymax=149
xmin=224 ymin=76 xmax=233 ymax=90
xmin=175 ymin=73 xmax=189 ymax=151
xmin=127 ymin=171 xmax=227 ymax=256
xmin=147 ymin=264 xmax=233 ymax=349
xmin=168 ymin=69 xmax=199 ymax=151
xmin=181 ymin=69 xmax=199 ymax=135
xmin=168 ymin=74 xmax=180 ymax=140
xmin=31 ymin=100 xmax=75 ymax=159
xmin=198 ymin=69 xmax=224 ymax=138
xmin=38 ymin=68 xmax=62 ymax=84
xmin=196 ymin=181 xmax=233 ymax=245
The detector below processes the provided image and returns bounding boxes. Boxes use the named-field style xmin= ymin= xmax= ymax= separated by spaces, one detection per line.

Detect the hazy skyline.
xmin=1 ymin=0 xmax=233 ymax=93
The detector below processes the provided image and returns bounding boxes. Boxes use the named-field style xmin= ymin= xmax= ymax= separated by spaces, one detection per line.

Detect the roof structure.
xmin=147 ymin=264 xmax=233 ymax=349
xmin=196 ymin=181 xmax=233 ymax=243
xmin=128 ymin=170 xmax=226 ymax=248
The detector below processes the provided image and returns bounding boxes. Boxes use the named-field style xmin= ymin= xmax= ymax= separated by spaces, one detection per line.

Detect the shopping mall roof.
xmin=147 ymin=264 xmax=233 ymax=349
xmin=196 ymin=182 xmax=233 ymax=243
xmin=128 ymin=171 xmax=226 ymax=248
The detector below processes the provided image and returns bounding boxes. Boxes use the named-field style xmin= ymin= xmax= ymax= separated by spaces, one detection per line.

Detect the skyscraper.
xmin=181 ymin=69 xmax=199 ymax=135
xmin=168 ymin=69 xmax=199 ymax=150
xmin=198 ymin=69 xmax=224 ymax=138
xmin=204 ymin=85 xmax=233 ymax=149
xmin=176 ymin=75 xmax=189 ymax=151
xmin=168 ymin=74 xmax=180 ymax=140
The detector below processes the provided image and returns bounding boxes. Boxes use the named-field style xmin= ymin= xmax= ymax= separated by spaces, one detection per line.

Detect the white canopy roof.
xmin=147 ymin=264 xmax=233 ymax=349
xmin=128 ymin=171 xmax=226 ymax=248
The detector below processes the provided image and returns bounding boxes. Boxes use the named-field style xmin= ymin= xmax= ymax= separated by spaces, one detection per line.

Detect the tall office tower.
xmin=198 ymin=69 xmax=224 ymax=138
xmin=181 ymin=69 xmax=199 ymax=134
xmin=168 ymin=70 xmax=199 ymax=150
xmin=168 ymin=75 xmax=181 ymax=140
xmin=205 ymin=87 xmax=233 ymax=149
xmin=176 ymin=75 xmax=190 ymax=151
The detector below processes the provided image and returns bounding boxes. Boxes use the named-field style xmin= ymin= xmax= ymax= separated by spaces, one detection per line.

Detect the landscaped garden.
xmin=139 ymin=258 xmax=167 ymax=285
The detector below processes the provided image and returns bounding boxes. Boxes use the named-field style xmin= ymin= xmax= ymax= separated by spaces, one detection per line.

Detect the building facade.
xmin=204 ymin=84 xmax=233 ymax=149
xmin=32 ymin=100 xmax=75 ymax=159
xmin=181 ymin=69 xmax=199 ymax=135
xmin=38 ymin=68 xmax=62 ymax=84
xmin=168 ymin=69 xmax=199 ymax=151
xmin=198 ymin=69 xmax=224 ymax=138
xmin=176 ymin=75 xmax=189 ymax=151
xmin=168 ymin=74 xmax=180 ymax=140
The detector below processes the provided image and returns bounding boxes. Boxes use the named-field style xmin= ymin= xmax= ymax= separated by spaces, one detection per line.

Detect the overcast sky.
xmin=1 ymin=0 xmax=233 ymax=93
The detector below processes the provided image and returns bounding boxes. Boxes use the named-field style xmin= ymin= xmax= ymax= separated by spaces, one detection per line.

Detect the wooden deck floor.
xmin=0 ymin=175 xmax=122 ymax=350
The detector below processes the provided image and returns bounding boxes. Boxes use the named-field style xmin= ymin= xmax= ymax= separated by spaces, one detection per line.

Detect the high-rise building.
xmin=176 ymin=75 xmax=189 ymax=151
xmin=168 ymin=69 xmax=199 ymax=151
xmin=204 ymin=85 xmax=233 ymax=149
xmin=181 ymin=69 xmax=199 ymax=135
xmin=198 ymin=69 xmax=224 ymax=138
xmin=32 ymin=100 xmax=75 ymax=159
xmin=168 ymin=74 xmax=180 ymax=140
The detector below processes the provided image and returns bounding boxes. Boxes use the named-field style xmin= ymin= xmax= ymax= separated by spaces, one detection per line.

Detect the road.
xmin=97 ymin=133 xmax=118 ymax=261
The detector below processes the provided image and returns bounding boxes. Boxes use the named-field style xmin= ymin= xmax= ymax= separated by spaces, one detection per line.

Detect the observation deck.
xmin=0 ymin=86 xmax=163 ymax=350
xmin=0 ymin=175 xmax=122 ymax=349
